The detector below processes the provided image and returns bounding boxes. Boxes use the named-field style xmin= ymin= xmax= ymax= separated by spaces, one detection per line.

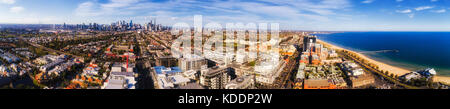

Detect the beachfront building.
xmin=400 ymin=68 xmax=437 ymax=82
xmin=418 ymin=68 xmax=437 ymax=78
xmin=399 ymin=72 xmax=422 ymax=82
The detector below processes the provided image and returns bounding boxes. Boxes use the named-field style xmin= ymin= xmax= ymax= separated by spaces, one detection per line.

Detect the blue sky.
xmin=1 ymin=0 xmax=450 ymax=31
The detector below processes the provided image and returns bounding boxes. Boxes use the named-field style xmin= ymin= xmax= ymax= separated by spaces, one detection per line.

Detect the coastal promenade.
xmin=340 ymin=48 xmax=419 ymax=89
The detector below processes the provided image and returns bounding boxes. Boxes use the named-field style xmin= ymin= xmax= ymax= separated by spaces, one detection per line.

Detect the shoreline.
xmin=317 ymin=39 xmax=450 ymax=85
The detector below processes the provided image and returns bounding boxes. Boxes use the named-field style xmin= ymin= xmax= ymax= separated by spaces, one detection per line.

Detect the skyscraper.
xmin=130 ymin=20 xmax=133 ymax=28
xmin=63 ymin=22 xmax=66 ymax=29
xmin=303 ymin=36 xmax=317 ymax=52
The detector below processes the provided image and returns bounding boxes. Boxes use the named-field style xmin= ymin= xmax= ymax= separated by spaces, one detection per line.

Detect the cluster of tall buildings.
xmin=143 ymin=19 xmax=166 ymax=32
xmin=295 ymin=35 xmax=352 ymax=89
xmin=60 ymin=22 xmax=113 ymax=31
xmin=300 ymin=36 xmax=329 ymax=65
xmin=110 ymin=20 xmax=141 ymax=31
xmin=59 ymin=19 xmax=169 ymax=32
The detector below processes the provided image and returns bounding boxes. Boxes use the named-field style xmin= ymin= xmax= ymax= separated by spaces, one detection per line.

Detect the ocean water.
xmin=314 ymin=32 xmax=450 ymax=76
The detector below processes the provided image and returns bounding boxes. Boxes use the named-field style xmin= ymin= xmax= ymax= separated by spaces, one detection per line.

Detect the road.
xmin=135 ymin=33 xmax=157 ymax=89
xmin=342 ymin=51 xmax=419 ymax=89
xmin=279 ymin=51 xmax=299 ymax=89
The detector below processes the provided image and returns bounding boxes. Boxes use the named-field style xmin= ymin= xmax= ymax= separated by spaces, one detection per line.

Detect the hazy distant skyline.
xmin=1 ymin=0 xmax=450 ymax=31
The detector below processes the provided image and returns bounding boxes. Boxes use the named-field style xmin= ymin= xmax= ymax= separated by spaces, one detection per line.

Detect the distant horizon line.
xmin=1 ymin=23 xmax=450 ymax=32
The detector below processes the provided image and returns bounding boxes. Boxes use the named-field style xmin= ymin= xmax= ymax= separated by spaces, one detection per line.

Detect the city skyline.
xmin=1 ymin=0 xmax=450 ymax=31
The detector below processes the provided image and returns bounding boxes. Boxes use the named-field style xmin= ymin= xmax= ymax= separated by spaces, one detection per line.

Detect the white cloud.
xmin=415 ymin=6 xmax=434 ymax=11
xmin=75 ymin=2 xmax=100 ymax=16
xmin=0 ymin=0 xmax=15 ymax=4
xmin=75 ymin=0 xmax=167 ymax=17
xmin=217 ymin=0 xmax=352 ymax=15
xmin=431 ymin=9 xmax=446 ymax=13
xmin=101 ymin=0 xmax=140 ymax=9
xmin=396 ymin=9 xmax=412 ymax=13
xmin=73 ymin=0 xmax=352 ymax=24
xmin=362 ymin=0 xmax=375 ymax=4
xmin=9 ymin=6 xmax=24 ymax=13
xmin=68 ymin=0 xmax=362 ymax=30
xmin=395 ymin=9 xmax=415 ymax=18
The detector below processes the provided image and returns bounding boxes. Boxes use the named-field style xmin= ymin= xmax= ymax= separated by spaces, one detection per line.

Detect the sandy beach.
xmin=317 ymin=39 xmax=450 ymax=85
xmin=433 ymin=76 xmax=450 ymax=85
xmin=318 ymin=40 xmax=411 ymax=75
